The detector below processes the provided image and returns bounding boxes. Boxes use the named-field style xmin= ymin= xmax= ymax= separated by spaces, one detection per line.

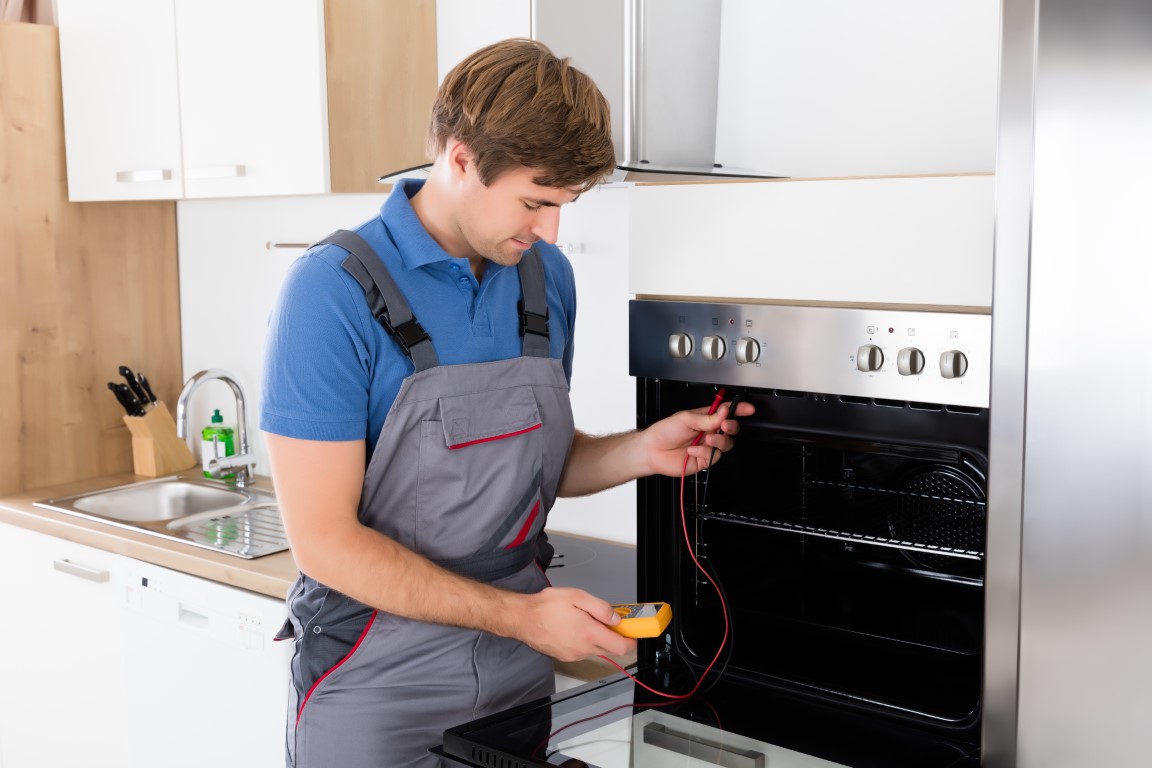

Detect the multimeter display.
xmin=610 ymin=602 xmax=672 ymax=638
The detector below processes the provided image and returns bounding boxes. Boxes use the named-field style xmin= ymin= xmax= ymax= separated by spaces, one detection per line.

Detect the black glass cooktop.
xmin=439 ymin=664 xmax=980 ymax=768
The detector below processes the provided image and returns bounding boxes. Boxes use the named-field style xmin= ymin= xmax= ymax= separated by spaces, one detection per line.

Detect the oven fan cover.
xmin=887 ymin=462 xmax=986 ymax=573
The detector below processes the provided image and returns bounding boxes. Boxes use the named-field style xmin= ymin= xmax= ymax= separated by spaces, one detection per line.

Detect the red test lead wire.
xmin=690 ymin=387 xmax=728 ymax=447
xmin=599 ymin=386 xmax=732 ymax=700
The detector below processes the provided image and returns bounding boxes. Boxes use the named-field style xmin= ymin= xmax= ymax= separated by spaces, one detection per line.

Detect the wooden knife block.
xmin=122 ymin=401 xmax=197 ymax=477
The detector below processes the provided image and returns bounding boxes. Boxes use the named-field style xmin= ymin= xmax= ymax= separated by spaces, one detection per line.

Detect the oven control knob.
xmin=735 ymin=337 xmax=760 ymax=364
xmin=701 ymin=335 xmax=726 ymax=361
xmin=897 ymin=347 xmax=925 ymax=376
xmin=856 ymin=344 xmax=884 ymax=372
xmin=940 ymin=350 xmax=969 ymax=379
xmin=668 ymin=333 xmax=693 ymax=358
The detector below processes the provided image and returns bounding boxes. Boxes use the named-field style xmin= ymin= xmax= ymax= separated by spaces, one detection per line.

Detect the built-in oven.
xmin=439 ymin=299 xmax=991 ymax=768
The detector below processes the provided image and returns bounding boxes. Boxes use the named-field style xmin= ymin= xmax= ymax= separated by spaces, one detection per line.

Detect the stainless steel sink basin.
xmin=69 ymin=479 xmax=248 ymax=523
xmin=35 ymin=476 xmax=289 ymax=559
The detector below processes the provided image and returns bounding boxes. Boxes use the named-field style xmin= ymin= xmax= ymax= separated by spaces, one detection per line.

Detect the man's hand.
xmin=505 ymin=587 xmax=636 ymax=662
xmin=558 ymin=399 xmax=756 ymax=497
xmin=642 ymin=400 xmax=755 ymax=477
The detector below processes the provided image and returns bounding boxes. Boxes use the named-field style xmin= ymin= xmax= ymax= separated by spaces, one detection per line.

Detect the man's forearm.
xmin=557 ymin=429 xmax=651 ymax=497
xmin=294 ymin=516 xmax=635 ymax=661
xmin=296 ymin=519 xmax=526 ymax=638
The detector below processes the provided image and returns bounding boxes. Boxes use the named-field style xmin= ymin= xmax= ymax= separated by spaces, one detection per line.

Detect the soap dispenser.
xmin=201 ymin=408 xmax=236 ymax=478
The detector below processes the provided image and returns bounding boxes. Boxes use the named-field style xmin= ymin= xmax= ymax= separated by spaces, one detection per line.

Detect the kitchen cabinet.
xmin=0 ymin=525 xmax=129 ymax=768
xmin=57 ymin=0 xmax=436 ymax=201
xmin=0 ymin=523 xmax=290 ymax=768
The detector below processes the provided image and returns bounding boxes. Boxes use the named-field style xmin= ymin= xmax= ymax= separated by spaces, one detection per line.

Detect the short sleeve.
xmin=259 ymin=252 xmax=376 ymax=441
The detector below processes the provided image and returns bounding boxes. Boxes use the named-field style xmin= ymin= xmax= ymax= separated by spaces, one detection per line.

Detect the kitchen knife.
xmin=136 ymin=372 xmax=158 ymax=404
xmin=115 ymin=382 xmax=147 ymax=417
xmin=108 ymin=382 xmax=146 ymax=417
xmin=119 ymin=365 xmax=151 ymax=406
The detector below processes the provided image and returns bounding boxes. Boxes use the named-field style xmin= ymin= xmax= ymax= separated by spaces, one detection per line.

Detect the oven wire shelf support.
xmin=694 ymin=477 xmax=986 ymax=562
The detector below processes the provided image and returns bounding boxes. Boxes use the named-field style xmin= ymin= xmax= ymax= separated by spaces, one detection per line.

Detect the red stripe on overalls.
xmin=296 ymin=610 xmax=378 ymax=725
xmin=505 ymin=500 xmax=541 ymax=550
xmin=448 ymin=422 xmax=541 ymax=450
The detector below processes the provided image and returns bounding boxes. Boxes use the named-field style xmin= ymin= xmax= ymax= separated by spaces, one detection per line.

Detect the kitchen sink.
xmin=68 ymin=479 xmax=248 ymax=523
xmin=35 ymin=476 xmax=290 ymax=559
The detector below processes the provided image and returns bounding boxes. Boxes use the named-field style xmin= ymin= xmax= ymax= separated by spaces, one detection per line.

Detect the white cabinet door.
xmin=175 ymin=0 xmax=329 ymax=198
xmin=57 ymin=0 xmax=184 ymax=201
xmin=0 ymin=525 xmax=130 ymax=768
xmin=120 ymin=559 xmax=291 ymax=768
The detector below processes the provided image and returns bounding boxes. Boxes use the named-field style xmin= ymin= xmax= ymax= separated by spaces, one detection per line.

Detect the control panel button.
xmin=897 ymin=347 xmax=925 ymax=376
xmin=735 ymin=337 xmax=761 ymax=364
xmin=701 ymin=335 xmax=726 ymax=361
xmin=940 ymin=350 xmax=969 ymax=379
xmin=856 ymin=344 xmax=884 ymax=372
xmin=668 ymin=333 xmax=693 ymax=359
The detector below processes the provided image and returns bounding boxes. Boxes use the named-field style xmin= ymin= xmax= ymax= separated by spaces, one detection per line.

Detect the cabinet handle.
xmin=643 ymin=723 xmax=764 ymax=768
xmin=265 ymin=242 xmax=313 ymax=250
xmin=185 ymin=164 xmax=247 ymax=179
xmin=628 ymin=0 xmax=647 ymax=165
xmin=115 ymin=169 xmax=173 ymax=183
xmin=53 ymin=559 xmax=110 ymax=584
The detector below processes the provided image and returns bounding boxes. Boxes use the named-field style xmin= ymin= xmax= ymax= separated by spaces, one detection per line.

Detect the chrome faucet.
xmin=175 ymin=369 xmax=258 ymax=487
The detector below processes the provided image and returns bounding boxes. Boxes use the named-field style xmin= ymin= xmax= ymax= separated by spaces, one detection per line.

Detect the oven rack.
xmin=695 ymin=479 xmax=986 ymax=562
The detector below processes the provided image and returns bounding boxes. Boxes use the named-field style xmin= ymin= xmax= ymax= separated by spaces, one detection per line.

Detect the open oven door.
xmin=437 ymin=669 xmax=980 ymax=767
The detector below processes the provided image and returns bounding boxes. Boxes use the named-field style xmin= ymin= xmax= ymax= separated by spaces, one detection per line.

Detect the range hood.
xmin=376 ymin=163 xmax=784 ymax=187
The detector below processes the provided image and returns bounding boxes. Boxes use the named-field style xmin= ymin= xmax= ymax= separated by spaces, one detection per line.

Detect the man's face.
xmin=454 ymin=161 xmax=581 ymax=268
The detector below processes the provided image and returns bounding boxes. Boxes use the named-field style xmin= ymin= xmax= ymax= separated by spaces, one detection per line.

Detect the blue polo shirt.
xmin=260 ymin=178 xmax=577 ymax=453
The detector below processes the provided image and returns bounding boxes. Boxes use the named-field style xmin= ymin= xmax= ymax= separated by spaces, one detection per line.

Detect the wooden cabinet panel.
xmin=326 ymin=0 xmax=439 ymax=192
xmin=0 ymin=22 xmax=181 ymax=496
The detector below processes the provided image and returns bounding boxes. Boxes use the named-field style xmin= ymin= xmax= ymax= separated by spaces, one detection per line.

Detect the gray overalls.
xmin=279 ymin=230 xmax=575 ymax=767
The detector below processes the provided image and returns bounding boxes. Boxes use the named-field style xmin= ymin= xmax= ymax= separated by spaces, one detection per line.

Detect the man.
xmin=261 ymin=39 xmax=751 ymax=767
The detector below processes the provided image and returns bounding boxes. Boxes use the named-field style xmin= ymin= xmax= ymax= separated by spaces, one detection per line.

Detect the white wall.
xmin=543 ymin=184 xmax=636 ymax=543
xmin=177 ymin=186 xmax=639 ymax=544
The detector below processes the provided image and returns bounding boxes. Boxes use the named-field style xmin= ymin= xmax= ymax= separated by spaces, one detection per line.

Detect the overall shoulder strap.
xmin=516 ymin=247 xmax=551 ymax=359
xmin=321 ymin=229 xmax=439 ymax=372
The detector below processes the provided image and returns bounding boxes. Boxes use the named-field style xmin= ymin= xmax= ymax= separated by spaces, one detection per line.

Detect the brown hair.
xmin=428 ymin=38 xmax=616 ymax=192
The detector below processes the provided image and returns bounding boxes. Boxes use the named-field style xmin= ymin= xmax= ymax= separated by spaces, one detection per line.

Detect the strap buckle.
xmin=518 ymin=301 xmax=549 ymax=338
xmin=378 ymin=310 xmax=431 ymax=356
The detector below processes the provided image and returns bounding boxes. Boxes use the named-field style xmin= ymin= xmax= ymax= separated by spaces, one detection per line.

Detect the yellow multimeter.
xmin=610 ymin=602 xmax=672 ymax=638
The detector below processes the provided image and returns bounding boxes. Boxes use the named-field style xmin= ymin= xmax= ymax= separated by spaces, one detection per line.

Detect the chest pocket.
xmin=416 ymin=386 xmax=545 ymax=561
xmin=438 ymin=386 xmax=542 ymax=449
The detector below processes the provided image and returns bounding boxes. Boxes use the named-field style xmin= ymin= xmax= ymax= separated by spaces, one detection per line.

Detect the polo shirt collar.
xmin=380 ymin=178 xmax=460 ymax=271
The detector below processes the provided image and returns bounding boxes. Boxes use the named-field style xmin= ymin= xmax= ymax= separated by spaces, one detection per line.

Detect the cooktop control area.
xmin=629 ymin=300 xmax=991 ymax=408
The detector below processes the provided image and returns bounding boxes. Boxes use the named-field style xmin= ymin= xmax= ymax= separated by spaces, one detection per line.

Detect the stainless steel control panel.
xmin=629 ymin=300 xmax=991 ymax=408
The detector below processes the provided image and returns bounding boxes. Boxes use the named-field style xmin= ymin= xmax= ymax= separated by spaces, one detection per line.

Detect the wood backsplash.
xmin=0 ymin=22 xmax=181 ymax=495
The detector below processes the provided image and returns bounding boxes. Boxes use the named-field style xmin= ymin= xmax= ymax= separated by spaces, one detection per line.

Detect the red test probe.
xmin=690 ymin=387 xmax=728 ymax=446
